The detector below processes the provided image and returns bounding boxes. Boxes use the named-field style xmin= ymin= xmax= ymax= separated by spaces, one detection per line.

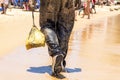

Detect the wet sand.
xmin=0 ymin=5 xmax=120 ymax=80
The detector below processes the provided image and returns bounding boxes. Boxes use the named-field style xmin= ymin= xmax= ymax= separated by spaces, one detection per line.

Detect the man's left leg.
xmin=57 ymin=6 xmax=75 ymax=72
xmin=42 ymin=28 xmax=65 ymax=75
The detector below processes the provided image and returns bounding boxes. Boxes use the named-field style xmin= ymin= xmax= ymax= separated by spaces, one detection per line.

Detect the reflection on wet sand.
xmin=106 ymin=15 xmax=120 ymax=44
xmin=68 ymin=15 xmax=120 ymax=80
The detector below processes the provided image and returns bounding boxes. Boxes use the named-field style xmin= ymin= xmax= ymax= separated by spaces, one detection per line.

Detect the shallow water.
xmin=70 ymin=14 xmax=120 ymax=55
xmin=68 ymin=14 xmax=120 ymax=80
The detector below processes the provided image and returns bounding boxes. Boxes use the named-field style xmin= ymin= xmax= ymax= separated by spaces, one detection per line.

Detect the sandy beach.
xmin=0 ymin=5 xmax=120 ymax=80
xmin=0 ymin=9 xmax=40 ymax=56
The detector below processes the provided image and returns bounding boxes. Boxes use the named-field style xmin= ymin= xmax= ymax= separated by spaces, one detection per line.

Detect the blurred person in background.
xmin=23 ymin=0 xmax=29 ymax=10
xmin=82 ymin=0 xmax=91 ymax=19
xmin=0 ymin=0 xmax=9 ymax=14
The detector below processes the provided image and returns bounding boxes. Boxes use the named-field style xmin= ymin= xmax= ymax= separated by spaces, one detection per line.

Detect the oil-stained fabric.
xmin=39 ymin=0 xmax=75 ymax=57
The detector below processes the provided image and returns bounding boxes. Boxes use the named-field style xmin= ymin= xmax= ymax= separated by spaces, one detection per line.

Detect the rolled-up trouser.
xmin=42 ymin=28 xmax=61 ymax=57
xmin=42 ymin=25 xmax=72 ymax=59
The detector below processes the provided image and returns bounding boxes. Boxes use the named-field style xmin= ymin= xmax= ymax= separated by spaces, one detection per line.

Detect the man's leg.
xmin=56 ymin=26 xmax=69 ymax=71
xmin=57 ymin=3 xmax=75 ymax=71
xmin=40 ymin=0 xmax=65 ymax=75
xmin=42 ymin=28 xmax=64 ymax=75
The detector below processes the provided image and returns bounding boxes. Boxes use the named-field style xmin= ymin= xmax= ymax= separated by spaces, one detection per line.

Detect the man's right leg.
xmin=42 ymin=28 xmax=64 ymax=75
xmin=40 ymin=0 xmax=64 ymax=75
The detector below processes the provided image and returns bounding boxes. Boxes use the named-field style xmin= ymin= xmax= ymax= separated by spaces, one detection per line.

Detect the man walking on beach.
xmin=39 ymin=0 xmax=75 ymax=76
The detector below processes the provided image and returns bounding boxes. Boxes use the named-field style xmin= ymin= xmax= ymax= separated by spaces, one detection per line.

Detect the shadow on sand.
xmin=27 ymin=65 xmax=81 ymax=79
